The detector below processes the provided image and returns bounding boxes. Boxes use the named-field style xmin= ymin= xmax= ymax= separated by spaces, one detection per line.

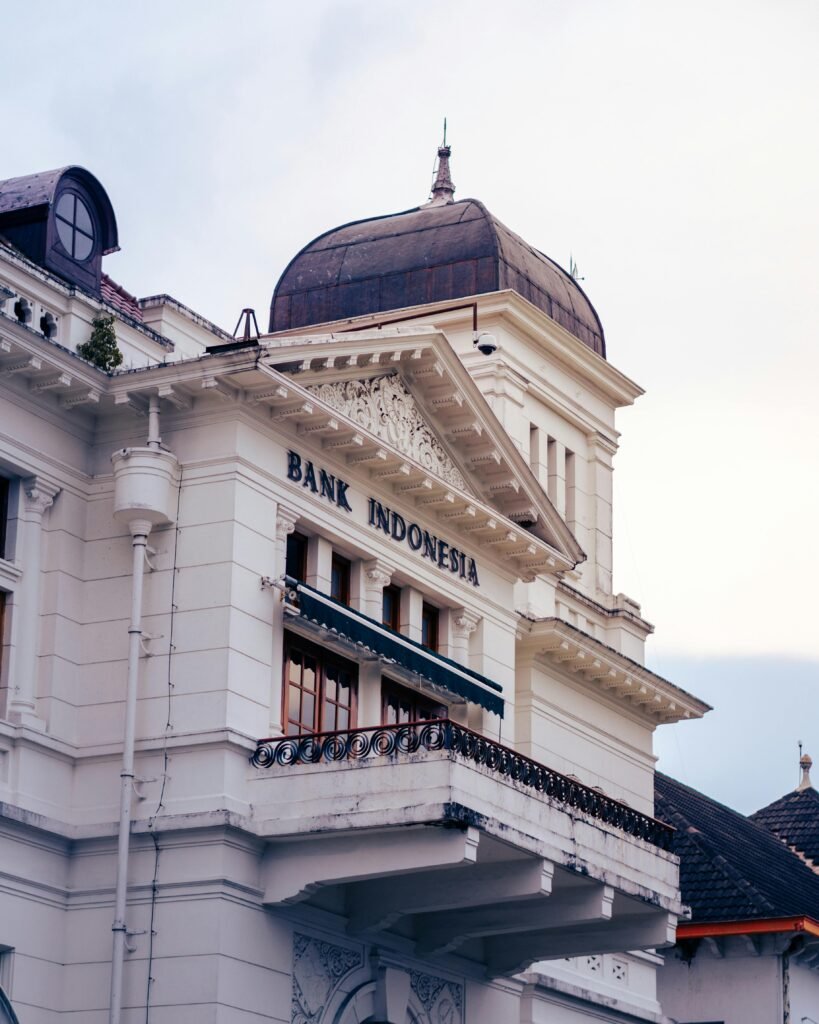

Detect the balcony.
xmin=249 ymin=721 xmax=681 ymax=975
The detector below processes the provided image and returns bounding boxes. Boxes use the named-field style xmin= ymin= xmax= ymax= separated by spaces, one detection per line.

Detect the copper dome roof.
xmin=269 ymin=197 xmax=605 ymax=358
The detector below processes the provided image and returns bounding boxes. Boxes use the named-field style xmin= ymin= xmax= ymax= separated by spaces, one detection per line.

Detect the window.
xmin=284 ymin=635 xmax=357 ymax=736
xmin=55 ymin=192 xmax=95 ymax=262
xmin=382 ymin=584 xmax=401 ymax=631
xmin=330 ymin=554 xmax=350 ymax=605
xmin=0 ymin=479 xmax=8 ymax=560
xmin=285 ymin=531 xmax=308 ymax=582
xmin=382 ymin=680 xmax=445 ymax=725
xmin=421 ymin=602 xmax=439 ymax=652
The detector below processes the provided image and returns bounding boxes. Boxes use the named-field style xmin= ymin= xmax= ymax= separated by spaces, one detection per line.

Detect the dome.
xmin=269 ymin=151 xmax=605 ymax=358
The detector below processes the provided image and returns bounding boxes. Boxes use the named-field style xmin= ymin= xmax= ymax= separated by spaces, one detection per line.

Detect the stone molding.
xmin=276 ymin=505 xmax=300 ymax=543
xmin=305 ymin=374 xmax=468 ymax=490
xmin=22 ymin=478 xmax=60 ymax=518
xmin=452 ymin=608 xmax=480 ymax=639
xmin=363 ymin=558 xmax=394 ymax=590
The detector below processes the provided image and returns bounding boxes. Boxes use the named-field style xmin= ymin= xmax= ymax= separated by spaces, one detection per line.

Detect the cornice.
xmin=516 ymin=616 xmax=710 ymax=724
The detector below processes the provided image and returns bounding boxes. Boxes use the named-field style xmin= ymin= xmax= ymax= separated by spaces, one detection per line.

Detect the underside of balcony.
xmin=249 ymin=721 xmax=681 ymax=975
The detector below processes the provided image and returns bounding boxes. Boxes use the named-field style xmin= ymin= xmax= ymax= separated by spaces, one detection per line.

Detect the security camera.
xmin=473 ymin=331 xmax=498 ymax=356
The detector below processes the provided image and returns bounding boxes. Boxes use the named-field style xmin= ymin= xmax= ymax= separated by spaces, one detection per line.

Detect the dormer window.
xmin=55 ymin=193 xmax=95 ymax=262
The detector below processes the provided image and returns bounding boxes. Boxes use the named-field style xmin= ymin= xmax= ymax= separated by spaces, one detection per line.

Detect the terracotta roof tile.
xmin=100 ymin=273 xmax=143 ymax=322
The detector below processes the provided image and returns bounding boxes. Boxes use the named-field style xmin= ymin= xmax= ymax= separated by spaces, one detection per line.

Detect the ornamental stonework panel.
xmin=410 ymin=969 xmax=463 ymax=1024
xmin=305 ymin=374 xmax=469 ymax=491
xmin=292 ymin=932 xmax=363 ymax=1024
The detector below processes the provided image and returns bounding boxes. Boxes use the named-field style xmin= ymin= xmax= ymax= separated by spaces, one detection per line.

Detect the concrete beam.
xmin=262 ymin=825 xmax=479 ymax=905
xmin=348 ymin=858 xmax=553 ymax=934
xmin=416 ymin=882 xmax=613 ymax=956
xmin=485 ymin=910 xmax=677 ymax=976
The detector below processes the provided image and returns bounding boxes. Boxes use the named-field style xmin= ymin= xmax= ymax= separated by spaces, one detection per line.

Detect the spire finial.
xmin=798 ymin=751 xmax=813 ymax=791
xmin=429 ymin=119 xmax=455 ymax=206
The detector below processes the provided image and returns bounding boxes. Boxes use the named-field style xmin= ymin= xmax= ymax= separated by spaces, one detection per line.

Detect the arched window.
xmin=55 ymin=192 xmax=95 ymax=262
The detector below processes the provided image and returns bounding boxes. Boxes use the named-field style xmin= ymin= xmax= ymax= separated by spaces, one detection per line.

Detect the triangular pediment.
xmin=303 ymin=373 xmax=476 ymax=496
xmin=258 ymin=328 xmax=584 ymax=576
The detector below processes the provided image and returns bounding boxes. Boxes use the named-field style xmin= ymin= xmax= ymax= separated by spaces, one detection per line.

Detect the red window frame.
xmin=382 ymin=680 xmax=445 ymax=726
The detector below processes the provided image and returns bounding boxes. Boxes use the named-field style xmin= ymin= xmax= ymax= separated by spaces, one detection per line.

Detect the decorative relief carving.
xmin=452 ymin=609 xmax=480 ymax=639
xmin=292 ymin=933 xmax=362 ymax=1024
xmin=305 ymin=375 xmax=468 ymax=491
xmin=410 ymin=970 xmax=463 ymax=1024
xmin=363 ymin=558 xmax=393 ymax=590
xmin=276 ymin=506 xmax=300 ymax=544
xmin=23 ymin=478 xmax=60 ymax=518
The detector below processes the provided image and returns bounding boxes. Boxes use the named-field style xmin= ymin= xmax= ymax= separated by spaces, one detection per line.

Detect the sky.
xmin=2 ymin=0 xmax=817 ymax=813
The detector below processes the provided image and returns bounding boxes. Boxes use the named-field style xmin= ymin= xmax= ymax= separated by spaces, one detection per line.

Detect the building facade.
xmin=0 ymin=156 xmax=707 ymax=1023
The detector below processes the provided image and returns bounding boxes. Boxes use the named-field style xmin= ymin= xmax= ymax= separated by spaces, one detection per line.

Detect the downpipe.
xmin=109 ymin=518 xmax=152 ymax=1024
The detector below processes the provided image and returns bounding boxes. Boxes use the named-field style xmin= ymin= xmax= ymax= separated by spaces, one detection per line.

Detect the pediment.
xmin=259 ymin=328 xmax=585 ymax=576
xmin=303 ymin=373 xmax=475 ymax=496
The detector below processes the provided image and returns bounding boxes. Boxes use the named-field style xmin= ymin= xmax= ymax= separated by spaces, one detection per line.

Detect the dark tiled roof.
xmin=100 ymin=274 xmax=143 ymax=322
xmin=655 ymin=772 xmax=819 ymax=923
xmin=751 ymin=786 xmax=819 ymax=868
xmin=270 ymin=198 xmax=606 ymax=357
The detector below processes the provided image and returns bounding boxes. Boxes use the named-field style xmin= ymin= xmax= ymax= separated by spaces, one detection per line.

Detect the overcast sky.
xmin=3 ymin=0 xmax=817 ymax=812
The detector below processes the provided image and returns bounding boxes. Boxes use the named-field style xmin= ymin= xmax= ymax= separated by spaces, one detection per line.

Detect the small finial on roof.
xmin=798 ymin=752 xmax=813 ymax=791
xmin=428 ymin=118 xmax=455 ymax=206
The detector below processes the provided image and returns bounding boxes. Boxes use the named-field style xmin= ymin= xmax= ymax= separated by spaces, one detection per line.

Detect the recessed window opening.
xmin=13 ymin=298 xmax=30 ymax=325
xmin=382 ymin=680 xmax=445 ymax=725
xmin=330 ymin=553 xmax=350 ymax=605
xmin=0 ymin=479 xmax=8 ymax=561
xmin=55 ymin=192 xmax=95 ymax=262
xmin=39 ymin=311 xmax=57 ymax=339
xmin=285 ymin=531 xmax=308 ymax=583
xmin=421 ymin=602 xmax=439 ymax=652
xmin=382 ymin=584 xmax=401 ymax=631
xmin=565 ymin=449 xmax=576 ymax=524
xmin=546 ymin=436 xmax=558 ymax=505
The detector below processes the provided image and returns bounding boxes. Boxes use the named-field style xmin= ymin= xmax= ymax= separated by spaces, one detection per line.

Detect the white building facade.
xmin=0 ymin=159 xmax=707 ymax=1023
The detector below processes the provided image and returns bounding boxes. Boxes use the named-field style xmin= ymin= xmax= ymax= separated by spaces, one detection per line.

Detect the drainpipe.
xmin=109 ymin=396 xmax=178 ymax=1024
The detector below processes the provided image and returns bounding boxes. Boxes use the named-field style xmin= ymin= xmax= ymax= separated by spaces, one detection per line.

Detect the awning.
xmin=284 ymin=578 xmax=505 ymax=717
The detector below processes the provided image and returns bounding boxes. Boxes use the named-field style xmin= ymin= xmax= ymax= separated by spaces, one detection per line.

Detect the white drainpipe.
xmin=109 ymin=396 xmax=178 ymax=1024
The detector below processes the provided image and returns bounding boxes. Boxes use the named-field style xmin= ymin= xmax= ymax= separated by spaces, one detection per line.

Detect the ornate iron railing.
xmin=251 ymin=719 xmax=674 ymax=850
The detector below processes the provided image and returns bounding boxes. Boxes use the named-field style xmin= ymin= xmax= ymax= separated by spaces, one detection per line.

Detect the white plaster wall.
xmin=515 ymin=661 xmax=656 ymax=814
xmin=659 ymin=951 xmax=783 ymax=1024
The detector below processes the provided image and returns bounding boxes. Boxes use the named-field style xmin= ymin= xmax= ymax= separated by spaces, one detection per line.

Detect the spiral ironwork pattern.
xmin=251 ymin=719 xmax=673 ymax=850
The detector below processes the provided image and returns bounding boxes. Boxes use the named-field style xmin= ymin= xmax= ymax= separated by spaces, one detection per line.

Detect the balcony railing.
xmin=251 ymin=719 xmax=674 ymax=851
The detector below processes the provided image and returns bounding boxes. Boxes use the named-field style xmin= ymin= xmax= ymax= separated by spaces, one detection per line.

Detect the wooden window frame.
xmin=285 ymin=531 xmax=308 ymax=583
xmin=330 ymin=553 xmax=351 ymax=606
xmin=421 ymin=601 xmax=439 ymax=653
xmin=381 ymin=679 xmax=445 ymax=726
xmin=283 ymin=633 xmax=358 ymax=736
xmin=382 ymin=584 xmax=401 ymax=631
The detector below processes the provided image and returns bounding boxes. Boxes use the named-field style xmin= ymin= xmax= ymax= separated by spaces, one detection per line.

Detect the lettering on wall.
xmin=285 ymin=450 xmax=480 ymax=586
xmin=369 ymin=498 xmax=480 ymax=587
xmin=287 ymin=451 xmax=352 ymax=512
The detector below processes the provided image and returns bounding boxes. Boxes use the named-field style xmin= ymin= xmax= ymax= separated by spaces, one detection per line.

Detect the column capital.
xmin=452 ymin=608 xmax=481 ymax=639
xmin=275 ymin=505 xmax=299 ymax=542
xmin=22 ymin=477 xmax=60 ymax=518
xmin=363 ymin=558 xmax=394 ymax=590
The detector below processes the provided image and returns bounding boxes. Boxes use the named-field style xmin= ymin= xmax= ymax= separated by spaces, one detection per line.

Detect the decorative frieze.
xmin=292 ymin=932 xmax=362 ymax=1024
xmin=410 ymin=969 xmax=463 ymax=1024
xmin=305 ymin=374 xmax=468 ymax=491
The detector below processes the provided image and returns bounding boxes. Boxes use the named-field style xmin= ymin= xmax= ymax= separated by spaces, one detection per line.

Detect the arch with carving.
xmin=330 ymin=978 xmax=424 ymax=1024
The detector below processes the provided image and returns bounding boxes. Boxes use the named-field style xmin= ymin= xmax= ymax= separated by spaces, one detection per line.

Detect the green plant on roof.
xmin=77 ymin=314 xmax=123 ymax=371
